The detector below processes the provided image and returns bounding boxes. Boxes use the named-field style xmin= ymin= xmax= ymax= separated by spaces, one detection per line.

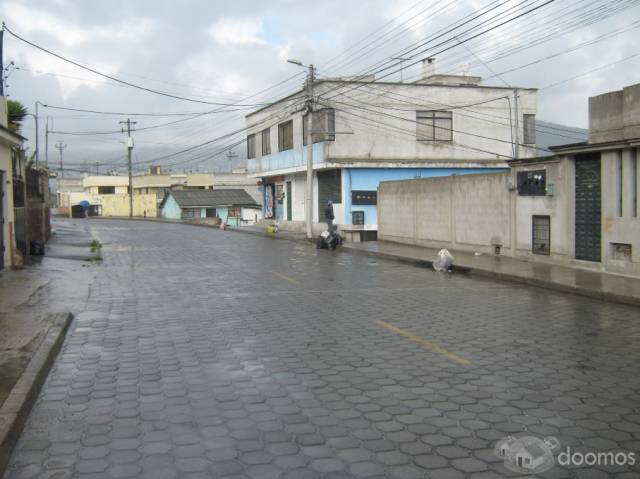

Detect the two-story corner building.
xmin=245 ymin=59 xmax=538 ymax=239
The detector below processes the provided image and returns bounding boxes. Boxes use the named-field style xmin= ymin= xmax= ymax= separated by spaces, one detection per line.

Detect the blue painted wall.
xmin=161 ymin=194 xmax=182 ymax=219
xmin=217 ymin=207 xmax=229 ymax=222
xmin=344 ymin=167 xmax=507 ymax=225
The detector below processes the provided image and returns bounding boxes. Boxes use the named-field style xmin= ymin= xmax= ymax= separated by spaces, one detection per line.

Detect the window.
xmin=523 ymin=114 xmax=536 ymax=144
xmin=352 ymin=211 xmax=365 ymax=225
xmin=416 ymin=111 xmax=452 ymax=141
xmin=517 ymin=169 xmax=546 ymax=196
xmin=278 ymin=120 xmax=293 ymax=151
xmin=532 ymin=215 xmax=550 ymax=255
xmin=617 ymin=150 xmax=623 ymax=217
xmin=247 ymin=134 xmax=256 ymax=159
xmin=261 ymin=128 xmax=271 ymax=156
xmin=228 ymin=206 xmax=241 ymax=217
xmin=303 ymin=108 xmax=336 ymax=145
xmin=351 ymin=190 xmax=377 ymax=205
xmin=181 ymin=208 xmax=196 ymax=220
xmin=98 ymin=186 xmax=115 ymax=194
xmin=205 ymin=208 xmax=217 ymax=218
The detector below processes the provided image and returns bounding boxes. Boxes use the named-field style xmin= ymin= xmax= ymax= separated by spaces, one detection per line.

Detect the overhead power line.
xmin=3 ymin=24 xmax=271 ymax=107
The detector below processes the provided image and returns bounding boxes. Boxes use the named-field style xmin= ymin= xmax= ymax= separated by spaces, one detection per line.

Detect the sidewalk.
xmin=343 ymin=240 xmax=640 ymax=307
xmin=0 ymin=219 xmax=98 ymax=474
xmin=230 ymin=225 xmax=640 ymax=307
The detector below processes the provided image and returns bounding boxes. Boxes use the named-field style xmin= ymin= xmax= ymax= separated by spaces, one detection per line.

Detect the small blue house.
xmin=161 ymin=189 xmax=261 ymax=226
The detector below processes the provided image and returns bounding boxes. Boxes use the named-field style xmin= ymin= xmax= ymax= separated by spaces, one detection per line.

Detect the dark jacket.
xmin=324 ymin=204 xmax=334 ymax=221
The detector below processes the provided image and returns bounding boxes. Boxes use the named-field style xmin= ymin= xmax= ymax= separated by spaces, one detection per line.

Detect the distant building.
xmin=160 ymin=189 xmax=261 ymax=225
xmin=245 ymin=58 xmax=539 ymax=239
xmin=56 ymin=168 xmax=261 ymax=218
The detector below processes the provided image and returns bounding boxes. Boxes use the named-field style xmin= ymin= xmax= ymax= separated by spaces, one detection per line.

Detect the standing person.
xmin=324 ymin=201 xmax=335 ymax=232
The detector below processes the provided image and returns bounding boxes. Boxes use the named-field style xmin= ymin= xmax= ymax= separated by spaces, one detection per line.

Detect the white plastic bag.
xmin=433 ymin=249 xmax=454 ymax=272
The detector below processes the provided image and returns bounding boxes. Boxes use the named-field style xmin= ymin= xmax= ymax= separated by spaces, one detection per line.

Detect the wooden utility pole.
xmin=54 ymin=141 xmax=66 ymax=178
xmin=119 ymin=119 xmax=136 ymax=218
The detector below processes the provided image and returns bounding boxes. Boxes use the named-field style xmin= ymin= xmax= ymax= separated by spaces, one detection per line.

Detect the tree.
xmin=7 ymin=100 xmax=28 ymax=133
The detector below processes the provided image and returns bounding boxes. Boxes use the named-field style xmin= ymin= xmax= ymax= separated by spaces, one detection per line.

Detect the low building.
xmin=161 ymin=189 xmax=261 ymax=225
xmin=132 ymin=168 xmax=261 ymax=210
xmin=0 ymin=98 xmax=27 ymax=270
xmin=58 ymin=175 xmax=156 ymax=218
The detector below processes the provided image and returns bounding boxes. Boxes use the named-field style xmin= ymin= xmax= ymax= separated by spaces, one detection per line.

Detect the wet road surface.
xmin=4 ymin=218 xmax=640 ymax=478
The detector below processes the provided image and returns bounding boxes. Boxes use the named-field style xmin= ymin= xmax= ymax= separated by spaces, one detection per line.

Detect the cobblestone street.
xmin=4 ymin=218 xmax=640 ymax=479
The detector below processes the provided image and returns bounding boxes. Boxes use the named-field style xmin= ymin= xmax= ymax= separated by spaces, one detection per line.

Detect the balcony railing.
xmin=247 ymin=143 xmax=326 ymax=175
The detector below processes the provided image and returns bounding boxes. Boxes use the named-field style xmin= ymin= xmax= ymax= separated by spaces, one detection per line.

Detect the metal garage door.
xmin=575 ymin=154 xmax=601 ymax=262
xmin=317 ymin=169 xmax=341 ymax=220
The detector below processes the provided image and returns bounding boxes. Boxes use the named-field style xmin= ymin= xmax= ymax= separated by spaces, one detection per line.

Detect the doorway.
xmin=575 ymin=154 xmax=601 ymax=262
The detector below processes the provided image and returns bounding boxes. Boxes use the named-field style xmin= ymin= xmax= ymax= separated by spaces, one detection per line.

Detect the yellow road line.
xmin=376 ymin=320 xmax=471 ymax=366
xmin=272 ymin=271 xmax=298 ymax=285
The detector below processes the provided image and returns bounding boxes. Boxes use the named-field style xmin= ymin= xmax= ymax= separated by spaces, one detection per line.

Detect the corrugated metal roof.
xmin=169 ymin=189 xmax=258 ymax=208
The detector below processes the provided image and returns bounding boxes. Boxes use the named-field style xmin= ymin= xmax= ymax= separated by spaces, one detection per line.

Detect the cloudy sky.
xmin=2 ymin=0 xmax=640 ymax=174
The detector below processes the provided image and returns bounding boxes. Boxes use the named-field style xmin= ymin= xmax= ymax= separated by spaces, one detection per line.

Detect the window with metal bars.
xmin=532 ymin=215 xmax=550 ymax=255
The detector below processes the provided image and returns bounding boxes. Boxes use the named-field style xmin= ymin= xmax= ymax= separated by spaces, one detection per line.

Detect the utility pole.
xmin=225 ymin=149 xmax=238 ymax=172
xmin=304 ymin=64 xmax=315 ymax=239
xmin=55 ymin=141 xmax=66 ymax=178
xmin=95 ymin=161 xmax=100 ymax=175
xmin=513 ymin=88 xmax=520 ymax=159
xmin=0 ymin=28 xmax=4 ymax=97
xmin=119 ymin=118 xmax=136 ymax=218
xmin=45 ymin=116 xmax=52 ymax=166
xmin=287 ymin=59 xmax=315 ymax=239
xmin=34 ymin=101 xmax=40 ymax=167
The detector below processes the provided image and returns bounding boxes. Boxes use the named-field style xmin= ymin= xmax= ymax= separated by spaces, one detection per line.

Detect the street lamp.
xmin=287 ymin=59 xmax=315 ymax=239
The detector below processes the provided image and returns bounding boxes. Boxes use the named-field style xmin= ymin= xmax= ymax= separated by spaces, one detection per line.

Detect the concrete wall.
xmin=101 ymin=194 xmax=157 ymax=217
xmin=378 ymin=173 xmax=511 ymax=254
xmin=344 ymin=167 xmax=507 ymax=227
xmin=600 ymin=148 xmax=640 ymax=276
xmin=0 ymin=145 xmax=14 ymax=268
xmin=510 ymin=158 xmax=573 ymax=263
xmin=590 ymin=82 xmax=640 ymax=143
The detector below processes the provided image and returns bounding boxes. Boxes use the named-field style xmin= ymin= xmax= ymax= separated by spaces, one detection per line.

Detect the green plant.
xmin=89 ymin=240 xmax=102 ymax=252
xmin=7 ymin=100 xmax=28 ymax=133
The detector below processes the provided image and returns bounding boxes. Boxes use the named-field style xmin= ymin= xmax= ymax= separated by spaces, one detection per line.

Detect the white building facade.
xmin=245 ymin=61 xmax=538 ymax=238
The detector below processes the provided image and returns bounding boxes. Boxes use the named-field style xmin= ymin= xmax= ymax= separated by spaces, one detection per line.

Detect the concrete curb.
xmin=228 ymin=226 xmax=311 ymax=245
xmin=0 ymin=312 xmax=73 ymax=476
xmin=230 ymin=226 xmax=640 ymax=308
xmin=342 ymin=245 xmax=640 ymax=308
